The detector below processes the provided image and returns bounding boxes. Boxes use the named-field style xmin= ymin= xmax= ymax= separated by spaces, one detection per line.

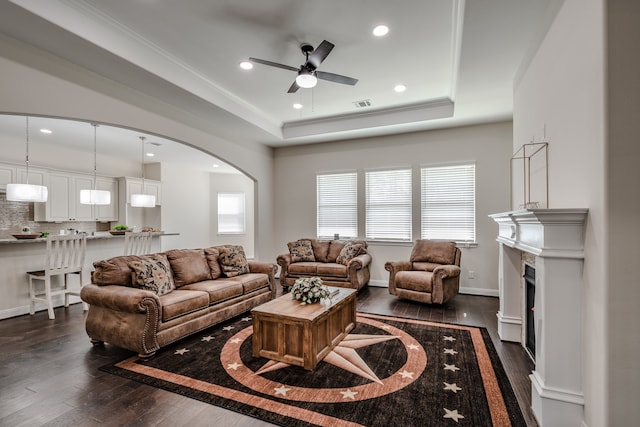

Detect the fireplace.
xmin=524 ymin=264 xmax=535 ymax=360
xmin=489 ymin=209 xmax=588 ymax=427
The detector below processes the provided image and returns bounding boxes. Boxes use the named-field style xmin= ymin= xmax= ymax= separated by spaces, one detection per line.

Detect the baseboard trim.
xmin=0 ymin=296 xmax=83 ymax=320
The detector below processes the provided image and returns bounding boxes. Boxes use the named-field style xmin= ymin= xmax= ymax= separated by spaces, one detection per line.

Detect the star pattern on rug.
xmin=201 ymin=335 xmax=214 ymax=342
xmin=444 ymin=363 xmax=460 ymax=372
xmin=274 ymin=385 xmax=290 ymax=396
xmin=241 ymin=316 xmax=252 ymax=322
xmin=222 ymin=326 xmax=235 ymax=331
xmin=174 ymin=348 xmax=189 ymax=355
xmin=443 ymin=335 xmax=456 ymax=342
xmin=227 ymin=362 xmax=241 ymax=370
xmin=340 ymin=389 xmax=358 ymax=400
xmin=398 ymin=370 xmax=414 ymax=379
xmin=255 ymin=333 xmax=401 ymax=384
xmin=229 ymin=338 xmax=242 ymax=344
xmin=443 ymin=382 xmax=462 ymax=393
xmin=407 ymin=343 xmax=420 ymax=351
xmin=444 ymin=348 xmax=458 ymax=355
xmin=443 ymin=408 xmax=465 ymax=422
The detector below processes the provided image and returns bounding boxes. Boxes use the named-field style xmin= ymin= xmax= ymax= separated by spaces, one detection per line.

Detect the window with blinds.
xmin=365 ymin=168 xmax=412 ymax=241
xmin=421 ymin=164 xmax=476 ymax=242
xmin=316 ymin=172 xmax=357 ymax=239
xmin=217 ymin=192 xmax=245 ymax=234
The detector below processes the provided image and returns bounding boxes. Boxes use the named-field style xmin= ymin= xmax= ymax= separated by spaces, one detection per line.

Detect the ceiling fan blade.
xmin=248 ymin=57 xmax=298 ymax=72
xmin=307 ymin=40 xmax=334 ymax=70
xmin=287 ymin=80 xmax=300 ymax=93
xmin=316 ymin=71 xmax=358 ymax=86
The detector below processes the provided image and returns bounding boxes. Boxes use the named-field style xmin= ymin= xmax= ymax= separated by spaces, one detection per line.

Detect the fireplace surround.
xmin=489 ymin=208 xmax=588 ymax=427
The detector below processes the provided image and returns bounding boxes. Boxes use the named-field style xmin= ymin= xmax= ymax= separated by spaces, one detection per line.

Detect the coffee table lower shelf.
xmin=251 ymin=287 xmax=357 ymax=371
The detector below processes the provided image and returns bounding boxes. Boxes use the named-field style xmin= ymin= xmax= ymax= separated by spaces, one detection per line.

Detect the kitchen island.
xmin=0 ymin=232 xmax=178 ymax=320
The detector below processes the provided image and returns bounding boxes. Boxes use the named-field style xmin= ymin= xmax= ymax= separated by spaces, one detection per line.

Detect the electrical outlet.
xmin=468 ymin=270 xmax=475 ymax=279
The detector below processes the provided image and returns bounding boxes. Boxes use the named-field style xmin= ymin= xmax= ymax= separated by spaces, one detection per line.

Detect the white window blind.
xmin=316 ymin=172 xmax=357 ymax=239
xmin=421 ymin=164 xmax=476 ymax=242
xmin=365 ymin=168 xmax=412 ymax=241
xmin=218 ymin=192 xmax=245 ymax=234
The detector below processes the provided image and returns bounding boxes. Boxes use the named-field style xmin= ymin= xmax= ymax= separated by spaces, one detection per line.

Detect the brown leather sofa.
xmin=80 ymin=246 xmax=276 ymax=358
xmin=385 ymin=240 xmax=461 ymax=304
xmin=277 ymin=239 xmax=371 ymax=292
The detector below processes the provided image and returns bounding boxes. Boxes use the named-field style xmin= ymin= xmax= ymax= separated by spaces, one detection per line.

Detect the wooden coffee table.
xmin=251 ymin=287 xmax=357 ymax=370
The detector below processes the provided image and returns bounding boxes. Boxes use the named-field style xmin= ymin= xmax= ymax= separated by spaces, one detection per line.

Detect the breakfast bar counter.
xmin=0 ymin=232 xmax=178 ymax=319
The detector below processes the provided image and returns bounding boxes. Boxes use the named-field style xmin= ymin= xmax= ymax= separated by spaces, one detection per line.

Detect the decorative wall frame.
xmin=510 ymin=141 xmax=548 ymax=209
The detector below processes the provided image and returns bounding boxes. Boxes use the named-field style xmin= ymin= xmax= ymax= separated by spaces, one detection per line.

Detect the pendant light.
xmin=6 ymin=116 xmax=49 ymax=203
xmin=80 ymin=123 xmax=111 ymax=205
xmin=130 ymin=136 xmax=156 ymax=207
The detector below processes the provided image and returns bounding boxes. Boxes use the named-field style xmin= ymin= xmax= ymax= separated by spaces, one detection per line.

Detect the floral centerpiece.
xmin=291 ymin=276 xmax=331 ymax=305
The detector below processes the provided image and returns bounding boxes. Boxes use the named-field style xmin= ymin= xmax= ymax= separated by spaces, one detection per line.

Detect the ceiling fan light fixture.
xmin=296 ymin=70 xmax=317 ymax=88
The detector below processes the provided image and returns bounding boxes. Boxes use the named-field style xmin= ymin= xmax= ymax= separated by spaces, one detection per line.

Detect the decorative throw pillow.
xmin=287 ymin=239 xmax=316 ymax=262
xmin=128 ymin=255 xmax=175 ymax=296
xmin=164 ymin=249 xmax=212 ymax=287
xmin=218 ymin=245 xmax=250 ymax=277
xmin=336 ymin=241 xmax=365 ymax=265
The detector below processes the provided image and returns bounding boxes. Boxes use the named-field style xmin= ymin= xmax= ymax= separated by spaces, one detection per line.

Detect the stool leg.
xmin=64 ymin=273 xmax=70 ymax=308
xmin=28 ymin=275 xmax=35 ymax=315
xmin=44 ymin=277 xmax=55 ymax=320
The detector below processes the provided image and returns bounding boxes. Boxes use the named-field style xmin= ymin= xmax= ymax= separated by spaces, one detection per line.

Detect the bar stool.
xmin=124 ymin=231 xmax=153 ymax=255
xmin=27 ymin=234 xmax=87 ymax=320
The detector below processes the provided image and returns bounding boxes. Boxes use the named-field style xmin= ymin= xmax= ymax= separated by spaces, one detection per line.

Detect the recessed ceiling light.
xmin=40 ymin=128 xmax=52 ymax=134
xmin=293 ymin=103 xmax=303 ymax=109
xmin=394 ymin=84 xmax=407 ymax=93
xmin=239 ymin=61 xmax=253 ymax=70
xmin=213 ymin=164 xmax=220 ymax=168
xmin=372 ymin=25 xmax=389 ymax=37
xmin=146 ymin=152 xmax=154 ymax=157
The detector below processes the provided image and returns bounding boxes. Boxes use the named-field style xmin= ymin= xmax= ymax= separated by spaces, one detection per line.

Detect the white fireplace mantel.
xmin=489 ymin=208 xmax=588 ymax=427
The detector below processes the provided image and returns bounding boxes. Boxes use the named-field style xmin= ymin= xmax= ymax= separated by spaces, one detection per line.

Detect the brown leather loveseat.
xmin=277 ymin=238 xmax=371 ymax=292
xmin=80 ymin=245 xmax=276 ymax=358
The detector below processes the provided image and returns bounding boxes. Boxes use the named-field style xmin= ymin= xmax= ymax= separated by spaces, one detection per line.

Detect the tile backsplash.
xmin=0 ymin=193 xmax=110 ymax=239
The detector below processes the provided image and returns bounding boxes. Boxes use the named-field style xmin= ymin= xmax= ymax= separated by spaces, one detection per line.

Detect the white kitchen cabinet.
xmin=35 ymin=172 xmax=113 ymax=222
xmin=121 ymin=177 xmax=162 ymax=206
xmin=0 ymin=164 xmax=15 ymax=191
xmin=94 ymin=177 xmax=118 ymax=221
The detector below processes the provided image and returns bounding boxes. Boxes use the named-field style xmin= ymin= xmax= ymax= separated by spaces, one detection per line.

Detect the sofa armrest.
xmin=276 ymin=253 xmax=292 ymax=288
xmin=384 ymin=260 xmax=413 ymax=295
xmin=80 ymin=283 xmax=160 ymax=314
xmin=431 ymin=265 xmax=461 ymax=304
xmin=248 ymin=261 xmax=278 ymax=297
xmin=347 ymin=253 xmax=372 ymax=270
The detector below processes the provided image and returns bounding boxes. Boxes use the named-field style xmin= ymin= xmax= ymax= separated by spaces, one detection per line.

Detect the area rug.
xmin=100 ymin=312 xmax=526 ymax=426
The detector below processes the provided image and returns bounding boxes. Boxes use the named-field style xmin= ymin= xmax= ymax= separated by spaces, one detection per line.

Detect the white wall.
xmin=274 ymin=122 xmax=513 ymax=294
xmin=0 ymin=34 xmax=275 ymax=261
xmin=511 ymin=0 xmax=639 ymax=425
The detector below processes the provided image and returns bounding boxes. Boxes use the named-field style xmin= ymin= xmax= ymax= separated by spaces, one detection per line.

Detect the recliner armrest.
xmin=433 ymin=264 xmax=461 ymax=278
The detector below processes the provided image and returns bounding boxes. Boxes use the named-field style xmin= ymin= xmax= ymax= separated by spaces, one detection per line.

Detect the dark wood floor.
xmin=0 ymin=287 xmax=537 ymax=426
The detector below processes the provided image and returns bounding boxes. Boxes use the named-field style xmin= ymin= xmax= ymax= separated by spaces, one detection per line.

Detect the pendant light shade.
xmin=80 ymin=123 xmax=111 ymax=205
xmin=6 ymin=116 xmax=48 ymax=203
xmin=6 ymin=183 xmax=48 ymax=202
xmin=130 ymin=136 xmax=156 ymax=208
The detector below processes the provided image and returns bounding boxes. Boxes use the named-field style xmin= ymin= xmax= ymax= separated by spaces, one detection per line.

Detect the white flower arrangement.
xmin=291 ymin=276 xmax=331 ymax=305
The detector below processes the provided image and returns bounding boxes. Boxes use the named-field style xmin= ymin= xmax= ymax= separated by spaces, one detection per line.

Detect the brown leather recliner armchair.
xmin=385 ymin=239 xmax=461 ymax=304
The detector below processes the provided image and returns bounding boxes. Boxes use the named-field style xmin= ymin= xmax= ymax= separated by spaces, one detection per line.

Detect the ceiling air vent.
xmin=353 ymin=99 xmax=372 ymax=108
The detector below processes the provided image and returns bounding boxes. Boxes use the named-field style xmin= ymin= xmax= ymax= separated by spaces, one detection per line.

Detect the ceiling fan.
xmin=249 ymin=40 xmax=358 ymax=93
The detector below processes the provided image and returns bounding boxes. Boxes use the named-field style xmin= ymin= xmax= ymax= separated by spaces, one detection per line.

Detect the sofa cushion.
xmin=92 ymin=255 xmax=149 ymax=286
xmin=326 ymin=240 xmax=346 ymax=262
xmin=128 ymin=254 xmax=176 ymax=296
xmin=218 ymin=245 xmax=250 ymax=277
xmin=204 ymin=247 xmax=222 ymax=279
xmin=180 ymin=280 xmax=243 ymax=304
xmin=164 ymin=249 xmax=212 ymax=287
xmin=288 ymin=239 xmax=315 ymax=262
xmin=316 ymin=263 xmax=348 ymax=277
xmin=229 ymin=272 xmax=270 ymax=293
xmin=289 ymin=262 xmax=319 ymax=275
xmin=336 ymin=241 xmax=366 ymax=265
xmin=395 ymin=270 xmax=434 ymax=293
xmin=159 ymin=289 xmax=210 ymax=322
xmin=410 ymin=240 xmax=457 ymax=265
xmin=310 ymin=239 xmax=331 ymax=263
xmin=412 ymin=261 xmax=441 ymax=272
